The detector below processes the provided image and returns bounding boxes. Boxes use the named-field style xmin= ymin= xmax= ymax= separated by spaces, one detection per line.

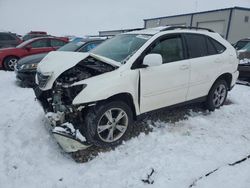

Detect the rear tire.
xmin=82 ymin=101 xmax=133 ymax=148
xmin=3 ymin=56 xmax=19 ymax=71
xmin=205 ymin=79 xmax=228 ymax=111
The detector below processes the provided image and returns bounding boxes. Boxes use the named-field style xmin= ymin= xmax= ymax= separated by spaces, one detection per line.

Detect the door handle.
xmin=180 ymin=64 xmax=189 ymax=70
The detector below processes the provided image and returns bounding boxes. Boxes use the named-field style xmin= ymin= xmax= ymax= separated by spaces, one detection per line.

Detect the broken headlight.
xmin=37 ymin=72 xmax=53 ymax=88
xmin=60 ymin=84 xmax=87 ymax=105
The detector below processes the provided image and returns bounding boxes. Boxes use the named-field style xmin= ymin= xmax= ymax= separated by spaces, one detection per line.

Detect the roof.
xmin=144 ymin=6 xmax=250 ymax=21
xmin=127 ymin=26 xmax=168 ymax=35
xmin=22 ymin=36 xmax=67 ymax=43
xmin=99 ymin=28 xmax=143 ymax=34
xmin=126 ymin=26 xmax=213 ymax=35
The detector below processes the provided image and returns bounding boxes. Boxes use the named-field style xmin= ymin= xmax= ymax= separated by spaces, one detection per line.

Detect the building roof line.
xmin=143 ymin=6 xmax=250 ymax=21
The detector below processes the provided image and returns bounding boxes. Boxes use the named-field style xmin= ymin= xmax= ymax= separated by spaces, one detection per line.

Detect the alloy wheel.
xmin=212 ymin=84 xmax=226 ymax=107
xmin=97 ymin=108 xmax=128 ymax=143
xmin=7 ymin=58 xmax=17 ymax=70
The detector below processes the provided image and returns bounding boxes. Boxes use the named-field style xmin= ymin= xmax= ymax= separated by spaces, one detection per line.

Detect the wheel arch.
xmin=100 ymin=92 xmax=137 ymax=120
xmin=3 ymin=55 xmax=20 ymax=62
xmin=213 ymin=73 xmax=232 ymax=90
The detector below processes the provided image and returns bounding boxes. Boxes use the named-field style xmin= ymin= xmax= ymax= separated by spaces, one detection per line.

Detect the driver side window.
xmin=148 ymin=36 xmax=184 ymax=63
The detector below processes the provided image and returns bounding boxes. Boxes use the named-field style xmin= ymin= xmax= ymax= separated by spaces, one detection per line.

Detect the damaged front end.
xmin=34 ymin=55 xmax=116 ymax=152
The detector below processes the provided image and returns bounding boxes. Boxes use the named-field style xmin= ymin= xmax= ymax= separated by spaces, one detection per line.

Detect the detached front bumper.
xmin=45 ymin=112 xmax=91 ymax=153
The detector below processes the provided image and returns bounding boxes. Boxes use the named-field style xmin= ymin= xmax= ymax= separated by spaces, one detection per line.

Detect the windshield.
xmin=57 ymin=41 xmax=85 ymax=51
xmin=91 ymin=34 xmax=152 ymax=63
xmin=241 ymin=42 xmax=250 ymax=52
xmin=235 ymin=41 xmax=249 ymax=50
xmin=16 ymin=39 xmax=33 ymax=48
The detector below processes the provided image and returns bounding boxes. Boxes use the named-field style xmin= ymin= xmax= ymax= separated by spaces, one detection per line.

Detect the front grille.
xmin=37 ymin=72 xmax=50 ymax=88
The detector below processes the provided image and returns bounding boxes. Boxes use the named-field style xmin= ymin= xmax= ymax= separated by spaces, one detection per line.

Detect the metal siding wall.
xmin=228 ymin=9 xmax=250 ymax=43
xmin=144 ymin=10 xmax=231 ymax=38
xmin=99 ymin=31 xmax=122 ymax=36
xmin=191 ymin=10 xmax=231 ymax=37
xmin=145 ymin=19 xmax=161 ymax=28
xmin=159 ymin=15 xmax=192 ymax=27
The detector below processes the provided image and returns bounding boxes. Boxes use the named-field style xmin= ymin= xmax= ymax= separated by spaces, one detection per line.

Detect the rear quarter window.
xmin=208 ymin=37 xmax=226 ymax=54
xmin=51 ymin=39 xmax=67 ymax=47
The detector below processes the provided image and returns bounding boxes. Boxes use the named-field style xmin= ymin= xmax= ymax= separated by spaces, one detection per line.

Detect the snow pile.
xmin=239 ymin=58 xmax=250 ymax=64
xmin=0 ymin=71 xmax=250 ymax=188
xmin=53 ymin=122 xmax=86 ymax=142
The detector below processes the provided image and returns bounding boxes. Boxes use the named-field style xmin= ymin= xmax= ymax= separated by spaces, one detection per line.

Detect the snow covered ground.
xmin=0 ymin=71 xmax=250 ymax=188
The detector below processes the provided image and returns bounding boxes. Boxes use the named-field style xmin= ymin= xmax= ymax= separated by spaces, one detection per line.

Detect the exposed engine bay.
xmin=34 ymin=56 xmax=116 ymax=129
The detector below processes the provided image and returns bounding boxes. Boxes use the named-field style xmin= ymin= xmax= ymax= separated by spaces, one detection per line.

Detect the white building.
xmin=144 ymin=6 xmax=250 ymax=43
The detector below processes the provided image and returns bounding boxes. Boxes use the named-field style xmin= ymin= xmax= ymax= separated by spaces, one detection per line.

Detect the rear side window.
xmin=185 ymin=34 xmax=207 ymax=58
xmin=30 ymin=39 xmax=49 ymax=48
xmin=185 ymin=33 xmax=226 ymax=58
xmin=51 ymin=39 xmax=67 ymax=47
xmin=206 ymin=37 xmax=217 ymax=55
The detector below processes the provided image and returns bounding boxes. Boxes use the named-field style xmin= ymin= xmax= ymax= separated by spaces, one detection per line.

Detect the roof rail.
xmin=161 ymin=26 xmax=214 ymax=32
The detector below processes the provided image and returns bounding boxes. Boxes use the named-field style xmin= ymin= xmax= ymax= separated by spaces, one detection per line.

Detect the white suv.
xmin=34 ymin=26 xmax=239 ymax=152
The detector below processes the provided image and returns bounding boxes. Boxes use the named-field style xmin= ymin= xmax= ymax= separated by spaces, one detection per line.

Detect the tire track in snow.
xmin=189 ymin=154 xmax=250 ymax=188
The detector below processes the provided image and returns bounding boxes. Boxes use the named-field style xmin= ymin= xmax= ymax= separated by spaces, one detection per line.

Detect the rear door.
xmin=184 ymin=33 xmax=226 ymax=100
xmin=139 ymin=34 xmax=190 ymax=113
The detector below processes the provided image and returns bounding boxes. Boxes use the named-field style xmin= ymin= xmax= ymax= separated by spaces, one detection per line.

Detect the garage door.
xmin=197 ymin=20 xmax=225 ymax=37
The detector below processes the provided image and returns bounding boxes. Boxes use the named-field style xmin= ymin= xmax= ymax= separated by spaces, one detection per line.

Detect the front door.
xmin=139 ymin=34 xmax=190 ymax=113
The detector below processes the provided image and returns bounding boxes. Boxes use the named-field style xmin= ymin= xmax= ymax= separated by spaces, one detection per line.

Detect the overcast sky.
xmin=1 ymin=0 xmax=250 ymax=36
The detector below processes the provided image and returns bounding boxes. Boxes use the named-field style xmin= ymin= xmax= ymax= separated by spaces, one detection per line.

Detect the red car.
xmin=0 ymin=37 xmax=68 ymax=71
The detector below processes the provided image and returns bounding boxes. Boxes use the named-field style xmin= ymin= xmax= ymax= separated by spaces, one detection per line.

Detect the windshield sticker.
xmin=136 ymin=35 xmax=151 ymax=40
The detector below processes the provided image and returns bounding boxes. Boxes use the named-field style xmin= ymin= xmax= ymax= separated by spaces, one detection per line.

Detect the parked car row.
xmin=0 ymin=32 xmax=22 ymax=49
xmin=234 ymin=38 xmax=250 ymax=80
xmin=1 ymin=30 xmax=249 ymax=82
xmin=0 ymin=37 xmax=68 ymax=71
xmin=15 ymin=38 xmax=105 ymax=87
xmin=0 ymin=30 xmax=69 ymax=49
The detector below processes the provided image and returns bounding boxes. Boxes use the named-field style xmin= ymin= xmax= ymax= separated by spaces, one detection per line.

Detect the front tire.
xmin=3 ymin=56 xmax=19 ymax=71
xmin=82 ymin=101 xmax=133 ymax=148
xmin=205 ymin=79 xmax=228 ymax=111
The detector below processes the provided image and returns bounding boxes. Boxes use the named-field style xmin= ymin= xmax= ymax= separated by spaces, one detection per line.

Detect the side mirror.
xmin=143 ymin=54 xmax=163 ymax=67
xmin=24 ymin=45 xmax=32 ymax=51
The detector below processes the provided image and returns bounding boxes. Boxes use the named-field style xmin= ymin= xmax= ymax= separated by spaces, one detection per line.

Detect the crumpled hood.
xmin=37 ymin=51 xmax=120 ymax=90
xmin=38 ymin=51 xmax=89 ymax=74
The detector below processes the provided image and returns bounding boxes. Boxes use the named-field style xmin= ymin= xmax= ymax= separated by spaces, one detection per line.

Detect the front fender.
xmin=72 ymin=69 xmax=140 ymax=115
